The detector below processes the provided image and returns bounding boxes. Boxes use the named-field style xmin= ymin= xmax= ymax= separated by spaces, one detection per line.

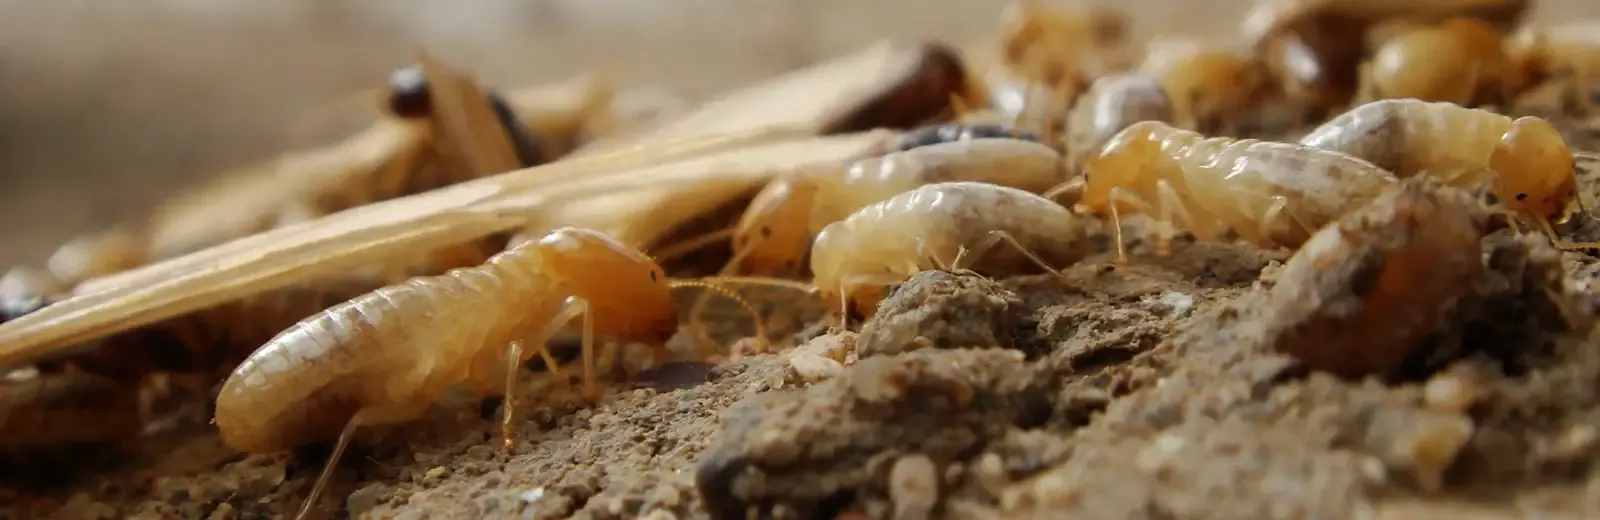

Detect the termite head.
xmin=387 ymin=65 xmax=432 ymax=119
xmin=536 ymin=227 xmax=678 ymax=343
xmin=731 ymin=176 xmax=819 ymax=276
xmin=1077 ymin=120 xmax=1170 ymax=215
xmin=1491 ymin=116 xmax=1578 ymax=225
xmin=808 ymin=223 xmax=892 ymax=320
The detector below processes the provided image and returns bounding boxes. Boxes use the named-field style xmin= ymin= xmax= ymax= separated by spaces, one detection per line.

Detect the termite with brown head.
xmin=213 ymin=227 xmax=760 ymax=520
xmin=1356 ymin=17 xmax=1516 ymax=107
xmin=1076 ymin=120 xmax=1401 ymax=262
xmin=1298 ymin=98 xmax=1586 ymax=247
xmin=1137 ymin=38 xmax=1272 ymax=135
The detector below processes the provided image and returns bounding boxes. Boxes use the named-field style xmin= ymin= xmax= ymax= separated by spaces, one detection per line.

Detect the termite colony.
xmin=4 ymin=0 xmax=1600 ymax=518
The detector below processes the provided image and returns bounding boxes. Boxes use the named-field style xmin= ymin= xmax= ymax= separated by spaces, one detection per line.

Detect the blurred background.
xmin=1 ymin=0 xmax=1597 ymax=266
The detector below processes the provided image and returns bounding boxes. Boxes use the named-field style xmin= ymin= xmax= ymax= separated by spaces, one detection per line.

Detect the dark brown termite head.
xmin=387 ymin=65 xmax=433 ymax=119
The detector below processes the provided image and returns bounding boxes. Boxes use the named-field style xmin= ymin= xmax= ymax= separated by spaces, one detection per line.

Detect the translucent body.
xmin=811 ymin=181 xmax=1102 ymax=316
xmin=215 ymin=227 xmax=675 ymax=453
xmin=1065 ymin=73 xmax=1175 ymax=172
xmin=1361 ymin=18 xmax=1513 ymax=105
xmin=1137 ymin=39 xmax=1268 ymax=132
xmin=1510 ymin=21 xmax=1600 ymax=105
xmin=811 ymin=139 xmax=1067 ymax=233
xmin=1081 ymin=120 xmax=1399 ymax=253
xmin=729 ymin=138 xmax=1067 ymax=276
xmin=1300 ymin=98 xmax=1577 ymax=224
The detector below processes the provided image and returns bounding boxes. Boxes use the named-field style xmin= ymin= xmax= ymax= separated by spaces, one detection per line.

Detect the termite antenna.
xmin=668 ymin=280 xmax=770 ymax=359
xmin=652 ymin=227 xmax=736 ymax=262
xmin=1041 ymin=176 xmax=1086 ymax=205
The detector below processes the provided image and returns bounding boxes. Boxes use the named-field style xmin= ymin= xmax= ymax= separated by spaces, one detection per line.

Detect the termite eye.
xmin=387 ymin=66 xmax=432 ymax=119
xmin=1516 ymin=193 xmax=1528 ymax=201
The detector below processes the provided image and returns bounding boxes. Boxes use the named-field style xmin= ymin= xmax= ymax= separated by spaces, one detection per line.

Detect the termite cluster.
xmin=1 ymin=0 xmax=1599 ymax=517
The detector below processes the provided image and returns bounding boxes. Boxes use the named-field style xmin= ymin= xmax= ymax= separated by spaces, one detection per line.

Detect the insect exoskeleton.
xmin=1137 ymin=37 xmax=1270 ymax=134
xmin=1078 ymin=120 xmax=1399 ymax=260
xmin=811 ymin=181 xmax=1102 ymax=319
xmin=724 ymin=137 xmax=1068 ymax=278
xmin=1358 ymin=17 xmax=1515 ymax=106
xmin=988 ymin=0 xmax=1130 ymax=134
xmin=1064 ymin=73 xmax=1176 ymax=174
xmin=214 ymin=226 xmax=701 ymax=519
xmin=1298 ymin=98 xmax=1582 ymax=240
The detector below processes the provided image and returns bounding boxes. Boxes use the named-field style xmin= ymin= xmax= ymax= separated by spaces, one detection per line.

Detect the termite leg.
xmin=576 ymin=298 xmax=598 ymax=402
xmin=1540 ymin=217 xmax=1600 ymax=251
xmin=682 ymin=230 xmax=766 ymax=358
xmin=498 ymin=301 xmax=583 ymax=453
xmin=1042 ymin=177 xmax=1086 ymax=204
xmin=669 ymin=280 xmax=769 ymax=359
xmin=962 ymin=230 xmax=1074 ymax=288
xmin=1258 ymin=195 xmax=1318 ymax=247
xmin=836 ymin=272 xmax=908 ymax=327
xmin=296 ymin=405 xmax=429 ymax=520
xmin=1107 ymin=186 xmax=1160 ymax=264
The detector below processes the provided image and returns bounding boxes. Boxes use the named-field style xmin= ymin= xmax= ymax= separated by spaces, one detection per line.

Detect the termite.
xmin=1063 ymin=73 xmax=1176 ymax=177
xmin=987 ymin=0 xmax=1130 ymax=134
xmin=1137 ymin=38 xmax=1271 ymax=134
xmin=723 ymin=137 xmax=1068 ymax=278
xmin=1244 ymin=0 xmax=1530 ymax=117
xmin=1078 ymin=120 xmax=1401 ymax=261
xmin=809 ymin=181 xmax=1102 ymax=319
xmin=145 ymin=52 xmax=555 ymax=261
xmin=213 ymin=227 xmax=756 ymax=520
xmin=1298 ymin=98 xmax=1583 ymax=244
xmin=1356 ymin=17 xmax=1516 ymax=106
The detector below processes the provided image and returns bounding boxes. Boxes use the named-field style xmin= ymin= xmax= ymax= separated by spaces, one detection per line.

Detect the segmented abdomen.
xmin=1300 ymin=99 xmax=1512 ymax=175
xmin=214 ymin=257 xmax=537 ymax=452
xmin=817 ymin=139 xmax=1064 ymax=228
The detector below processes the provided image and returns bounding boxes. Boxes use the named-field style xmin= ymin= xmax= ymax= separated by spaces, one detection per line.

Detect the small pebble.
xmin=888 ymin=454 xmax=939 ymax=520
xmin=425 ymin=466 xmax=448 ymax=481
xmin=786 ymin=353 xmax=845 ymax=385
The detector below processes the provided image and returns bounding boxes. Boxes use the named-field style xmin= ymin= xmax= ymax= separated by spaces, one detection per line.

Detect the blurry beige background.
xmin=1 ymin=0 xmax=1596 ymax=267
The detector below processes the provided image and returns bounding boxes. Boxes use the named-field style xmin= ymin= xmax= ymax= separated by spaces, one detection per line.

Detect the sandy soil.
xmin=8 ymin=2 xmax=1600 ymax=520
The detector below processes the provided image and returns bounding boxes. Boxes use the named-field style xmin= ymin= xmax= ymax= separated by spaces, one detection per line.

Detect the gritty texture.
xmin=14 ymin=3 xmax=1600 ymax=518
